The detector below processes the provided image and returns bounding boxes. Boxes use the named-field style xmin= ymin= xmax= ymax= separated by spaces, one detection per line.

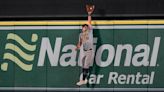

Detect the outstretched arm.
xmin=86 ymin=5 xmax=95 ymax=30
xmin=88 ymin=15 xmax=92 ymax=29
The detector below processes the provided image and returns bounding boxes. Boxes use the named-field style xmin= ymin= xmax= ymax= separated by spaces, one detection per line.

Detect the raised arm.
xmin=86 ymin=5 xmax=95 ymax=29
xmin=88 ymin=15 xmax=92 ymax=28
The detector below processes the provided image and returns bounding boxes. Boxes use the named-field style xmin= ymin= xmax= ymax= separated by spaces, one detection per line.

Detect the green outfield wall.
xmin=0 ymin=20 xmax=164 ymax=91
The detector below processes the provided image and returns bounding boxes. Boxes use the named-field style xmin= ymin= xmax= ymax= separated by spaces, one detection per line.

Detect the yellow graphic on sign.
xmin=1 ymin=33 xmax=38 ymax=71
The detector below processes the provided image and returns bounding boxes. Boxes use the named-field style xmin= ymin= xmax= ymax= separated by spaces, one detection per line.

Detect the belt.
xmin=84 ymin=48 xmax=92 ymax=51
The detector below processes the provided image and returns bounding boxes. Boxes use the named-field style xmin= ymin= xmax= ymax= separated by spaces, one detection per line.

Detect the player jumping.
xmin=75 ymin=5 xmax=95 ymax=86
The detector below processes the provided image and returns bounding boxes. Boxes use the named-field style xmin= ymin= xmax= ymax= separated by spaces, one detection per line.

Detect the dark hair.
xmin=82 ymin=24 xmax=89 ymax=27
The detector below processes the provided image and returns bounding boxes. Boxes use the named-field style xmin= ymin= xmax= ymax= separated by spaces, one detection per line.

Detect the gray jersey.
xmin=78 ymin=26 xmax=94 ymax=68
xmin=80 ymin=28 xmax=93 ymax=51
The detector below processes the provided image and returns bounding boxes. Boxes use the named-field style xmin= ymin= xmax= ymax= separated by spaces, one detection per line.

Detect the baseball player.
xmin=75 ymin=5 xmax=95 ymax=86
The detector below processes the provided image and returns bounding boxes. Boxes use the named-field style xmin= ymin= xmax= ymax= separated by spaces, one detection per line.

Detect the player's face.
xmin=82 ymin=26 xmax=88 ymax=32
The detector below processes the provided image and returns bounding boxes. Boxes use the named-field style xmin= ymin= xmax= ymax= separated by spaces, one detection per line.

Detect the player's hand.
xmin=75 ymin=47 xmax=78 ymax=51
xmin=75 ymin=44 xmax=80 ymax=51
xmin=75 ymin=47 xmax=80 ymax=51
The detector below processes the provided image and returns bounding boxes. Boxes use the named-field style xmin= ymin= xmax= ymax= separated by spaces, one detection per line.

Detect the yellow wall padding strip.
xmin=0 ymin=20 xmax=164 ymax=26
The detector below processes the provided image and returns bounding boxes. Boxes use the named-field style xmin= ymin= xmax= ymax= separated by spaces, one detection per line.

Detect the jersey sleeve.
xmin=88 ymin=24 xmax=93 ymax=35
xmin=88 ymin=24 xmax=93 ymax=31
